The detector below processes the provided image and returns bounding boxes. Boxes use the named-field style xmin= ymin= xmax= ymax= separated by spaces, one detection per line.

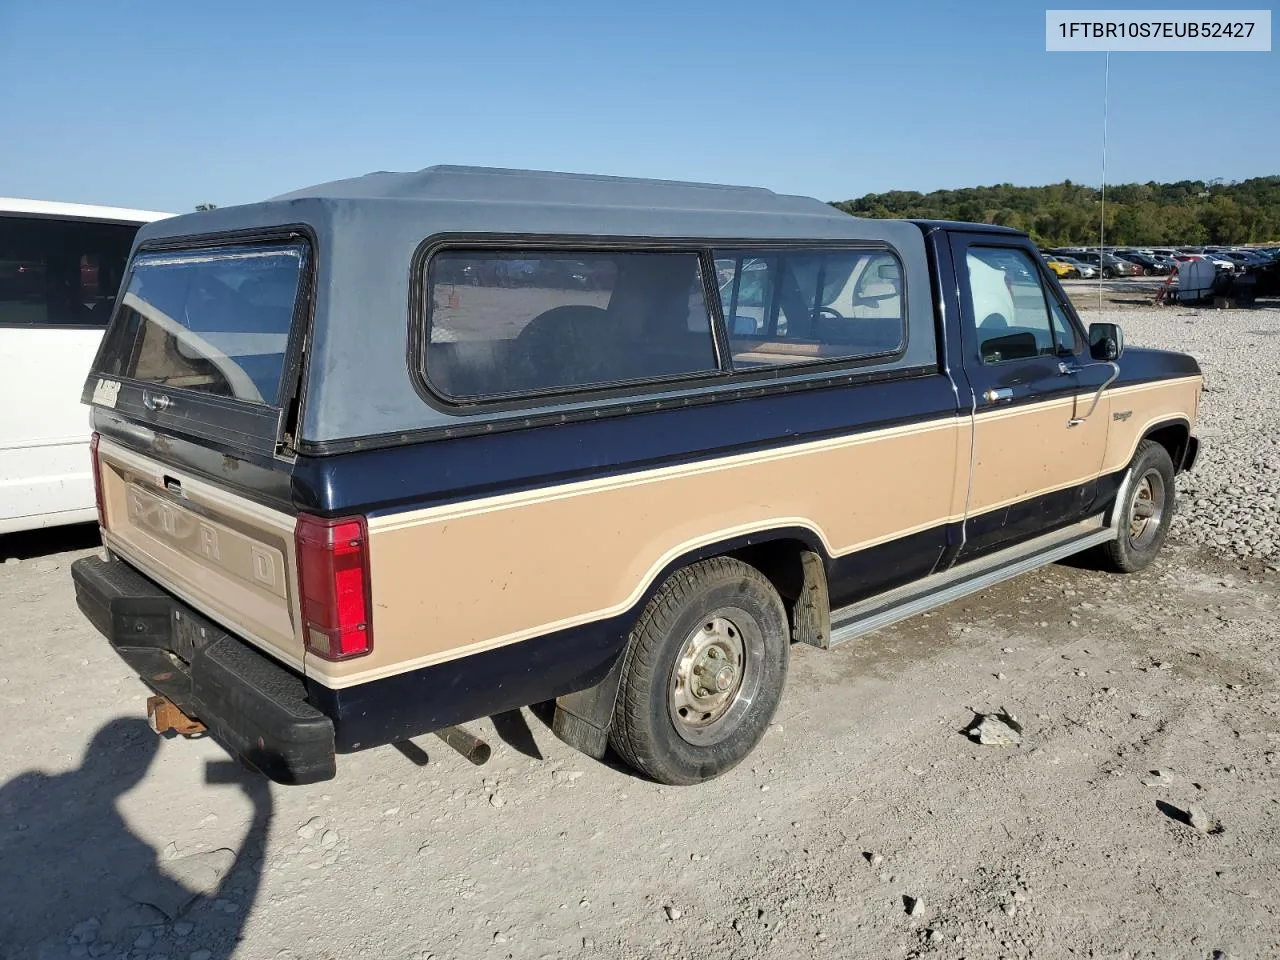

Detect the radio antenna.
xmin=1099 ymin=49 xmax=1110 ymax=311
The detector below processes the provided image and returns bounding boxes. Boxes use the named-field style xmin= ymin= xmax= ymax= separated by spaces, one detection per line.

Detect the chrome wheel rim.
xmin=668 ymin=609 xmax=763 ymax=746
xmin=1128 ymin=468 xmax=1166 ymax=549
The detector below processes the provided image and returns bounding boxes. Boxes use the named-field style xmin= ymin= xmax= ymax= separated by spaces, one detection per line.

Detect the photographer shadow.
xmin=0 ymin=717 xmax=272 ymax=959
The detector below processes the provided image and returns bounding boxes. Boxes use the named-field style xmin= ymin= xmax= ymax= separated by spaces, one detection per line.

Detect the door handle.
xmin=142 ymin=391 xmax=172 ymax=412
xmin=983 ymin=387 xmax=1014 ymax=404
xmin=1057 ymin=360 xmax=1079 ymax=376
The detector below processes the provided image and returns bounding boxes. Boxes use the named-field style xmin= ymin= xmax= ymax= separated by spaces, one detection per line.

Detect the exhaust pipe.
xmin=432 ymin=725 xmax=491 ymax=765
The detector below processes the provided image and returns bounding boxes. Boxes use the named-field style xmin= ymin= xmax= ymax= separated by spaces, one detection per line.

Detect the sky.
xmin=1 ymin=0 xmax=1276 ymax=213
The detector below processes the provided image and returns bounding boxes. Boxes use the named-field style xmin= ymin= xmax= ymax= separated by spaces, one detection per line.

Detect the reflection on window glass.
xmin=426 ymin=250 xmax=716 ymax=400
xmin=98 ymin=243 xmax=306 ymax=404
xmin=0 ymin=217 xmax=138 ymax=327
xmin=713 ymin=248 xmax=904 ymax=368
xmin=965 ymin=247 xmax=1064 ymax=364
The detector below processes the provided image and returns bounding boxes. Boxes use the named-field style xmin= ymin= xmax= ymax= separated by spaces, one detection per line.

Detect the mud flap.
xmin=793 ymin=550 xmax=832 ymax=649
xmin=551 ymin=650 xmax=627 ymax=760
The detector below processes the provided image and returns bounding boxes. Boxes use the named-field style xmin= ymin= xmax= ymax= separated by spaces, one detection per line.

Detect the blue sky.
xmin=1 ymin=0 xmax=1275 ymax=212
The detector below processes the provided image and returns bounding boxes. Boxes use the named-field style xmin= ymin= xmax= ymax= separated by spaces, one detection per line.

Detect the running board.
xmin=822 ymin=517 xmax=1117 ymax=648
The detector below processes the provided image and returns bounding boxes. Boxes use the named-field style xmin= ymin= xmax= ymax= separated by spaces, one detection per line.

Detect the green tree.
xmin=832 ymin=176 xmax=1280 ymax=246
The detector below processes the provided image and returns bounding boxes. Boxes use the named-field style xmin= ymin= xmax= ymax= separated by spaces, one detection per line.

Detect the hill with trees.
xmin=833 ymin=177 xmax=1280 ymax=246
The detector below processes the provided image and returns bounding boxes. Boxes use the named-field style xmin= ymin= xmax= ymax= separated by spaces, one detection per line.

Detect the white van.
xmin=0 ymin=199 xmax=170 ymax=534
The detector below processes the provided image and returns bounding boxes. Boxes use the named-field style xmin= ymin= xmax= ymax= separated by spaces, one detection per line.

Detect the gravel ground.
xmin=1 ymin=303 xmax=1277 ymax=960
xmin=1102 ymin=302 xmax=1280 ymax=564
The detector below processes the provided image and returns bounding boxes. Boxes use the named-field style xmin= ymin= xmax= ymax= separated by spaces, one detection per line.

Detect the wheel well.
xmin=727 ymin=538 xmax=811 ymax=602
xmin=1143 ymin=421 xmax=1190 ymax=472
xmin=726 ymin=537 xmax=831 ymax=646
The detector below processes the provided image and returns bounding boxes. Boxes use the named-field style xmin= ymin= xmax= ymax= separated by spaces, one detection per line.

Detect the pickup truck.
xmin=70 ymin=166 xmax=1202 ymax=786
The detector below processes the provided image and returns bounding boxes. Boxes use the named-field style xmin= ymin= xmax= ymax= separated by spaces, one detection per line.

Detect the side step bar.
xmin=823 ymin=515 xmax=1118 ymax=649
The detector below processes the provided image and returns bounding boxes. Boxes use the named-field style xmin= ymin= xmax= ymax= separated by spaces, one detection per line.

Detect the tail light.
xmin=89 ymin=432 xmax=106 ymax=527
xmin=295 ymin=513 xmax=373 ymax=661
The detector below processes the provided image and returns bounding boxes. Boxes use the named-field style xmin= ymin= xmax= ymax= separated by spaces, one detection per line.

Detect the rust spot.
xmin=146 ymin=695 xmax=206 ymax=737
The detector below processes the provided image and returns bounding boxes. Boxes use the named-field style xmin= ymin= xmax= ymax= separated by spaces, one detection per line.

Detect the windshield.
xmin=96 ymin=242 xmax=307 ymax=405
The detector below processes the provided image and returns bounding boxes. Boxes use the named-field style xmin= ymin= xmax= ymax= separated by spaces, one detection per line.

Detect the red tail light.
xmin=89 ymin=432 xmax=106 ymax=527
xmin=295 ymin=513 xmax=373 ymax=661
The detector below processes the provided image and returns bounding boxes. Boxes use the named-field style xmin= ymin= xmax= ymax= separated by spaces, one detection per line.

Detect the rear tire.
xmin=609 ymin=557 xmax=789 ymax=785
xmin=1098 ymin=440 xmax=1176 ymax=573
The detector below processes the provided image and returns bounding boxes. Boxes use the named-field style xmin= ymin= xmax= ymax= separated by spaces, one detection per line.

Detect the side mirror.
xmin=1089 ymin=322 xmax=1124 ymax=362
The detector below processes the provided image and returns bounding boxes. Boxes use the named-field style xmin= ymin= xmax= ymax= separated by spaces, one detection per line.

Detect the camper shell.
xmin=72 ymin=167 xmax=1202 ymax=785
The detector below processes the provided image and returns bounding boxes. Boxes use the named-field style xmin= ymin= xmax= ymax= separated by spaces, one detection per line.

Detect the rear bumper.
xmin=71 ymin=554 xmax=335 ymax=784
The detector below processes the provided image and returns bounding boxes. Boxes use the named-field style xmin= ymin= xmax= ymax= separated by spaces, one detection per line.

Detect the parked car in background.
xmin=1221 ymin=250 xmax=1268 ymax=270
xmin=1053 ymin=255 xmax=1098 ymax=279
xmin=1070 ymin=251 xmax=1142 ymax=278
xmin=0 ymin=198 xmax=171 ymax=534
xmin=1041 ymin=253 xmax=1079 ymax=278
xmin=1116 ymin=252 xmax=1168 ymax=275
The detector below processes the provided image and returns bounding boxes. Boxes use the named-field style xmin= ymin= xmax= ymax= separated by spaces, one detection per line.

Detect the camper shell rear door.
xmin=82 ymin=230 xmax=314 ymax=669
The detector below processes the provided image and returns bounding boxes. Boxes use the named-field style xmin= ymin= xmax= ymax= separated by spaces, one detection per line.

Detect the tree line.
xmin=833 ymin=177 xmax=1280 ymax=246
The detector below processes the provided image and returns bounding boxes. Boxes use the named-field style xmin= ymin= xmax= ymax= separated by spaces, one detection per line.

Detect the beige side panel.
xmin=966 ymin=375 xmax=1201 ymax=518
xmin=968 ymin=391 xmax=1110 ymax=515
xmin=97 ymin=439 xmax=304 ymax=670
xmin=315 ymin=418 xmax=967 ymax=687
xmin=1101 ymin=377 xmax=1202 ymax=474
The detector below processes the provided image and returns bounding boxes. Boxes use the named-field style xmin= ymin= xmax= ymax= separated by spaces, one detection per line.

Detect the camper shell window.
xmin=96 ymin=241 xmax=308 ymax=406
xmin=424 ymin=249 xmax=719 ymax=402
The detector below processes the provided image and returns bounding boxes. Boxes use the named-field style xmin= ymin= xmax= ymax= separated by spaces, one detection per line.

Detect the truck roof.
xmin=272 ymin=165 xmax=854 ymax=223
xmin=909 ymin=218 xmax=1024 ymax=236
xmin=144 ymin=165 xmax=899 ymax=244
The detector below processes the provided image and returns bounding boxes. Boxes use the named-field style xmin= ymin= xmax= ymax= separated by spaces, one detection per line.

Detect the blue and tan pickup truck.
xmin=70 ymin=166 xmax=1201 ymax=786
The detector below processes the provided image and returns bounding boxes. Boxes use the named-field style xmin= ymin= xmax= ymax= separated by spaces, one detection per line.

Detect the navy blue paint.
xmin=909 ymin=219 xmax=1022 ymax=237
xmin=94 ymin=408 xmax=298 ymax=513
xmin=293 ymin=373 xmax=961 ymax=516
xmin=957 ymin=487 xmax=1095 ymax=563
xmin=311 ymin=613 xmax=626 ymax=752
xmin=826 ymin=525 xmax=950 ymax=607
xmin=1113 ymin=346 xmax=1201 ymax=386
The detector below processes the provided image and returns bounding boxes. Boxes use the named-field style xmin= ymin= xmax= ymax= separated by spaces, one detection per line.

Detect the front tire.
xmin=609 ymin=557 xmax=789 ymax=785
xmin=1098 ymin=440 xmax=1176 ymax=573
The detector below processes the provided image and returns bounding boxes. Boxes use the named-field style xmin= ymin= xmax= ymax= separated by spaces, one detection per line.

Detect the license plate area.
xmin=171 ymin=606 xmax=223 ymax=663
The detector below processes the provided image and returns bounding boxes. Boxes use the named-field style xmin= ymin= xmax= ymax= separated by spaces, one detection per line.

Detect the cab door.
xmin=950 ymin=234 xmax=1112 ymax=561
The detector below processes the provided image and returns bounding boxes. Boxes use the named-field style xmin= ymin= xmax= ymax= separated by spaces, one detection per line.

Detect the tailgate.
xmin=96 ymin=435 xmax=304 ymax=670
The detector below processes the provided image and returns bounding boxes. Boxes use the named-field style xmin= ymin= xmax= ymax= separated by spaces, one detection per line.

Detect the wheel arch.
xmin=550 ymin=525 xmax=830 ymax=758
xmin=1141 ymin=417 xmax=1192 ymax=473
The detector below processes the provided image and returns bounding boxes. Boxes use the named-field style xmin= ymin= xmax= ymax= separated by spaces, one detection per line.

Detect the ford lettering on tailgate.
xmin=126 ymin=483 xmax=287 ymax=598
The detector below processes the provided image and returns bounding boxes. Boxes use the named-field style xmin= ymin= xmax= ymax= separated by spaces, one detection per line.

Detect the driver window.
xmin=715 ymin=248 xmax=905 ymax=369
xmin=965 ymin=247 xmax=1066 ymax=364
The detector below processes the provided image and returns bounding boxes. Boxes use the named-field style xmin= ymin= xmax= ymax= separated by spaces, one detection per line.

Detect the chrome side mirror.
xmin=1089 ymin=322 xmax=1124 ymax=362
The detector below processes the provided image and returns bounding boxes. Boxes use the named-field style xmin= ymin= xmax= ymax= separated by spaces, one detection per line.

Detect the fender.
xmin=551 ymin=525 xmax=826 ymax=758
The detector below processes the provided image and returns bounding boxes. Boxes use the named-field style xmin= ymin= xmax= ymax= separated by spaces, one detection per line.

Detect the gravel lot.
xmin=1 ymin=302 xmax=1277 ymax=960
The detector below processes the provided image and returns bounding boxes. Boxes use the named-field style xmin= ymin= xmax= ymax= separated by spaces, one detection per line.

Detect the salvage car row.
xmin=1044 ymin=245 xmax=1280 ymax=279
